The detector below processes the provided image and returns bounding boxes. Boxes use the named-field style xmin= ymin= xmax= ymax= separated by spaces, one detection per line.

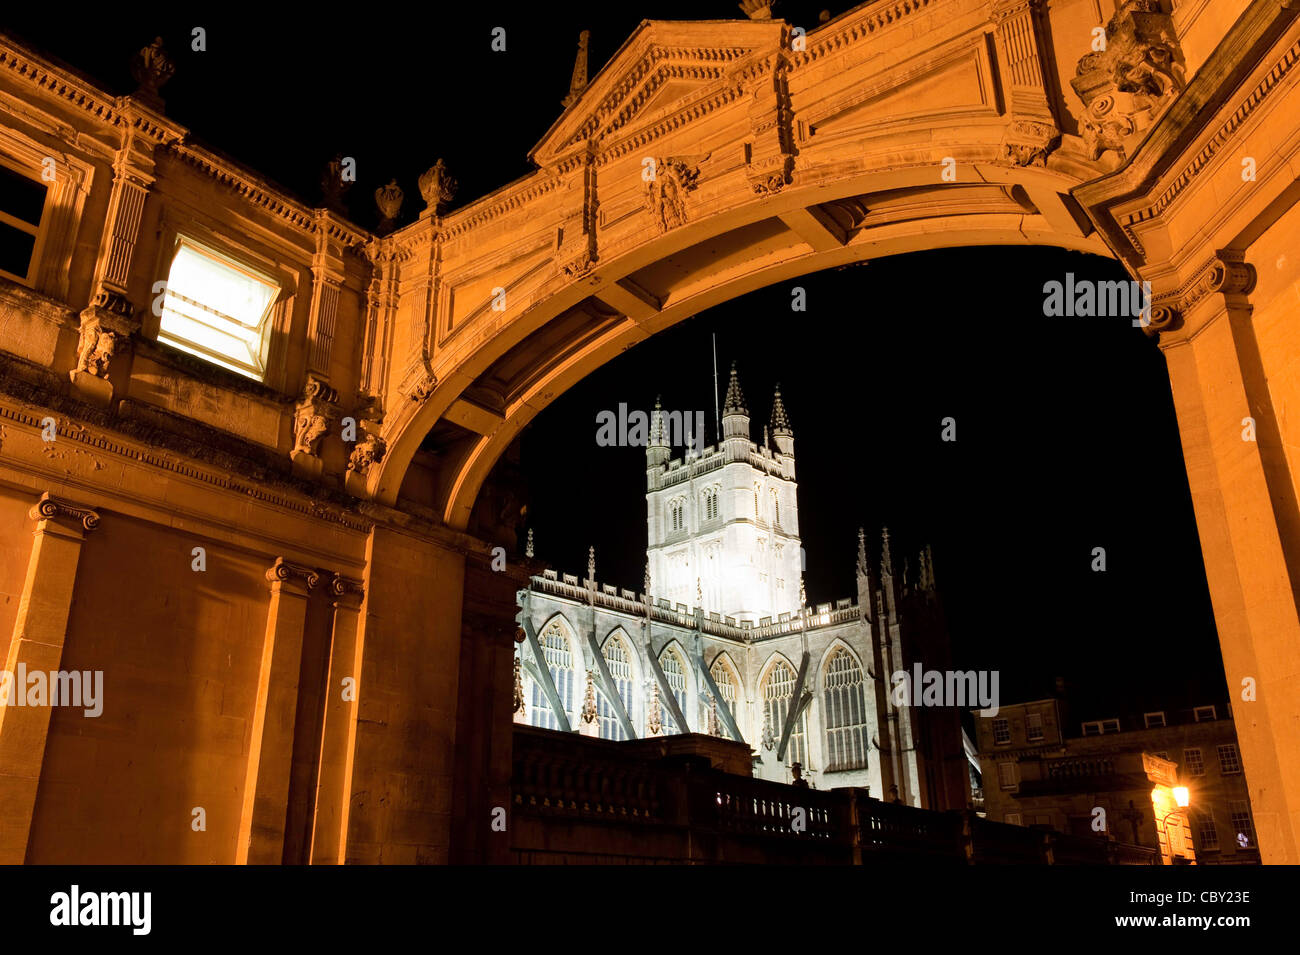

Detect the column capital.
xmin=1157 ymin=251 xmax=1258 ymax=343
xmin=265 ymin=557 xmax=320 ymax=594
xmin=29 ymin=492 xmax=101 ymax=535
xmin=329 ymin=573 xmax=365 ymax=608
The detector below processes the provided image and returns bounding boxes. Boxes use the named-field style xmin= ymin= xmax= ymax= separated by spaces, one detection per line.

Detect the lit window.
xmin=1026 ymin=712 xmax=1044 ymax=742
xmin=1184 ymin=748 xmax=1205 ymax=776
xmin=1144 ymin=711 xmax=1166 ymax=728
xmin=709 ymin=656 xmax=737 ymax=740
xmin=763 ymin=659 xmax=807 ymax=767
xmin=1217 ymin=743 xmax=1242 ymax=775
xmin=992 ymin=718 xmax=1011 ymax=745
xmin=157 ymin=236 xmax=279 ymax=381
xmin=529 ymin=620 xmax=575 ymax=731
xmin=659 ymin=646 xmax=688 ymax=734
xmin=1230 ymin=800 xmax=1255 ymax=848
xmin=824 ymin=648 xmax=867 ymax=771
xmin=599 ymin=633 xmax=634 ymax=741
xmin=0 ymin=160 xmax=51 ymax=286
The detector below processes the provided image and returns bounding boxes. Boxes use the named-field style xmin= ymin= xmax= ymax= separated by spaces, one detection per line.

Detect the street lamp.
xmin=1154 ymin=785 xmax=1194 ymax=865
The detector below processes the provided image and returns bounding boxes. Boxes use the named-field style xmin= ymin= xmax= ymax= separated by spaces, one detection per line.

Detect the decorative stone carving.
xmin=1000 ymin=120 xmax=1060 ymax=168
xmin=1141 ymin=302 xmax=1183 ymax=338
xmin=72 ymin=312 xmax=116 ymax=379
xmin=513 ymin=656 xmax=525 ymax=714
xmin=1070 ymin=1 xmax=1185 ymax=163
xmin=347 ymin=432 xmax=386 ymax=476
xmin=707 ymin=697 xmax=721 ymax=737
xmin=746 ymin=153 xmax=794 ymax=195
xmin=291 ymin=375 xmax=339 ymax=479
xmin=329 ymin=573 xmax=365 ymax=601
xmin=265 ymin=557 xmax=320 ymax=591
xmin=30 ymin=493 xmax=100 ymax=532
xmin=581 ymin=670 xmax=598 ymax=724
xmin=644 ymin=155 xmax=707 ymax=232
xmin=320 ymin=155 xmax=353 ymax=214
xmin=648 ymin=682 xmax=663 ymax=736
xmin=1182 ymin=252 xmax=1257 ymax=312
xmin=418 ymin=159 xmax=457 ymax=215
xmin=374 ymin=179 xmax=403 ymax=234
xmin=561 ymin=31 xmax=591 ymax=109
xmin=130 ymin=37 xmax=175 ymax=108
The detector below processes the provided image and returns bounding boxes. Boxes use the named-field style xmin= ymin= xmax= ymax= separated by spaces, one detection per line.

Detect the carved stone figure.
xmin=130 ymin=37 xmax=175 ymax=104
xmin=347 ymin=432 xmax=386 ymax=475
xmin=74 ymin=314 xmax=116 ymax=378
xmin=292 ymin=375 xmax=339 ymax=458
xmin=644 ymin=155 xmax=707 ymax=232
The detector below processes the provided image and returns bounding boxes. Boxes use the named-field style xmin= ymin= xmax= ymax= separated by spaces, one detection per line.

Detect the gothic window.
xmin=771 ymin=489 xmax=780 ymax=526
xmin=763 ymin=659 xmax=807 ymax=768
xmin=703 ymin=487 xmax=719 ymax=521
xmin=659 ymin=645 xmax=688 ymax=735
xmin=670 ymin=498 xmax=685 ymax=532
xmin=0 ymin=158 xmax=51 ymax=286
xmin=709 ymin=655 xmax=738 ymax=741
xmin=156 ymin=235 xmax=281 ymax=382
xmin=823 ymin=648 xmax=867 ymax=772
xmin=529 ymin=619 xmax=575 ymax=731
xmin=599 ymin=633 xmax=635 ymax=741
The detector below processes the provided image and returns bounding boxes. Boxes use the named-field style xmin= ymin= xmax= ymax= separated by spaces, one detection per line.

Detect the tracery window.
xmin=771 ymin=489 xmax=780 ymax=526
xmin=659 ymin=645 xmax=688 ymax=735
xmin=709 ymin=656 xmax=738 ymax=740
xmin=763 ymin=659 xmax=807 ymax=767
xmin=703 ymin=487 xmax=719 ymax=521
xmin=823 ymin=648 xmax=867 ymax=771
xmin=599 ymin=633 xmax=635 ymax=741
xmin=670 ymin=498 xmax=685 ymax=532
xmin=529 ymin=620 xmax=575 ymax=731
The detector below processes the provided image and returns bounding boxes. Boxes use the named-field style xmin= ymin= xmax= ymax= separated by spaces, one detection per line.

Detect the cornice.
xmin=789 ymin=0 xmax=935 ymax=68
xmin=0 ymin=38 xmax=125 ymax=129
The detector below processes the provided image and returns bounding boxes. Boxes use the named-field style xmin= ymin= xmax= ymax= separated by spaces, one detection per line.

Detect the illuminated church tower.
xmin=645 ymin=363 xmax=803 ymax=624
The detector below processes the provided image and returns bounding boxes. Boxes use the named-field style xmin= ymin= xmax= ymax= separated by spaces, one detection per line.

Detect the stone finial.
xmin=696 ymin=577 xmax=703 ymax=610
xmin=512 ymin=655 xmax=525 ymax=714
xmin=857 ymin=527 xmax=868 ymax=578
xmin=587 ymin=545 xmax=596 ymax=583
xmin=130 ymin=36 xmax=175 ymax=107
xmin=739 ymin=0 xmax=775 ymax=20
xmin=418 ymin=159 xmax=457 ymax=215
xmin=707 ymin=697 xmax=721 ymax=737
xmin=722 ymin=361 xmax=747 ymax=416
xmin=881 ymin=527 xmax=893 ymax=574
xmin=643 ymin=560 xmax=651 ymax=597
xmin=525 ymin=528 xmax=534 ymax=559
xmin=321 ymin=155 xmax=353 ymax=214
xmin=374 ymin=179 xmax=404 ymax=233
xmin=770 ymin=384 xmax=792 ymax=435
xmin=561 ymin=30 xmax=591 ymax=108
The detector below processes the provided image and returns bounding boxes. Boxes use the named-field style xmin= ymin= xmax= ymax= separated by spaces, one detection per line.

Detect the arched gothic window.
xmin=599 ymin=633 xmax=635 ymax=741
xmin=670 ymin=499 xmax=685 ymax=532
xmin=823 ymin=648 xmax=868 ymax=771
xmin=659 ymin=645 xmax=688 ymax=735
xmin=703 ymin=487 xmax=718 ymax=521
xmin=763 ymin=659 xmax=808 ymax=767
xmin=530 ymin=619 xmax=575 ymax=731
xmin=771 ymin=489 xmax=780 ymax=526
xmin=709 ymin=655 xmax=738 ymax=740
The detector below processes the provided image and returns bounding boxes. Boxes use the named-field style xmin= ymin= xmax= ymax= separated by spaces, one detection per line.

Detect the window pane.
xmin=0 ymin=164 xmax=47 ymax=225
xmin=158 ymin=239 xmax=278 ymax=381
xmin=0 ymin=223 xmax=36 ymax=279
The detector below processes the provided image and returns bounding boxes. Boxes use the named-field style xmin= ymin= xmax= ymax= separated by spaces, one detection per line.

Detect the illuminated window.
xmin=992 ymin=718 xmax=1011 ymax=745
xmin=529 ymin=620 xmax=575 ymax=731
xmin=1184 ymin=747 xmax=1205 ymax=776
xmin=156 ymin=236 xmax=280 ymax=381
xmin=763 ymin=659 xmax=807 ymax=767
xmin=709 ymin=655 xmax=737 ymax=740
xmin=0 ymin=160 xmax=51 ymax=286
xmin=1026 ymin=712 xmax=1044 ymax=742
xmin=659 ymin=646 xmax=688 ymax=734
xmin=599 ymin=633 xmax=635 ymax=741
xmin=1230 ymin=800 xmax=1255 ymax=848
xmin=1217 ymin=743 xmax=1242 ymax=775
xmin=823 ymin=648 xmax=867 ymax=771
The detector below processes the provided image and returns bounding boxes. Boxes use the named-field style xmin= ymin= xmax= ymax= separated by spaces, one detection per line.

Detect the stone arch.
xmin=706 ymin=649 xmax=743 ymax=739
xmin=599 ymin=627 xmax=641 ymax=738
xmin=656 ymin=639 xmax=692 ymax=734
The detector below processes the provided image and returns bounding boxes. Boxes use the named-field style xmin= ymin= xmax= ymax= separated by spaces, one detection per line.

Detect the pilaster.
xmin=0 ymin=493 xmax=100 ymax=863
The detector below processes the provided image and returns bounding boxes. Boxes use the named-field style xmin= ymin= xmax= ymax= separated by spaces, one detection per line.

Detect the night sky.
xmin=5 ymin=3 xmax=1226 ymax=719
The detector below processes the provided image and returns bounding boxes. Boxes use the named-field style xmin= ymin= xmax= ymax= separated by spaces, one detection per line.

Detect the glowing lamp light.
xmin=1173 ymin=786 xmax=1191 ymax=808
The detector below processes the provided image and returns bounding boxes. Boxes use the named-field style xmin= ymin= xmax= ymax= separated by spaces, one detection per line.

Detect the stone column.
xmin=237 ymin=558 xmax=317 ymax=864
xmin=0 ymin=493 xmax=100 ymax=863
xmin=1158 ymin=252 xmax=1300 ymax=864
xmin=309 ymin=573 xmax=364 ymax=865
xmin=991 ymin=0 xmax=1061 ymax=166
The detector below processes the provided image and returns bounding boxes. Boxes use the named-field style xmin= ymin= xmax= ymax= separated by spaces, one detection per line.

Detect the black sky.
xmin=4 ymin=3 xmax=1227 ymax=719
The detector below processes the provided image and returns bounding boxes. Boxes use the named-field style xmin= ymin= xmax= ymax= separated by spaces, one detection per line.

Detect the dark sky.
xmin=5 ymin=3 xmax=1227 ymax=719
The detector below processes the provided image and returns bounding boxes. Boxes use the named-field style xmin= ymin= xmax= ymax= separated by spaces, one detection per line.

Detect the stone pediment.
xmin=529 ymin=19 xmax=782 ymax=167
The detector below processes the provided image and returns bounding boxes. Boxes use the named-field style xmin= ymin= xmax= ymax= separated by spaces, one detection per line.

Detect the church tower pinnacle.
xmin=770 ymin=383 xmax=793 ymax=458
xmin=721 ymin=362 xmax=750 ymax=443
xmin=647 ymin=395 xmax=670 ymax=468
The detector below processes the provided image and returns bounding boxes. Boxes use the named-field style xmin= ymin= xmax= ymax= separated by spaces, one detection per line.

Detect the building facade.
xmin=515 ymin=366 xmax=970 ymax=810
xmin=976 ymin=698 xmax=1258 ymax=864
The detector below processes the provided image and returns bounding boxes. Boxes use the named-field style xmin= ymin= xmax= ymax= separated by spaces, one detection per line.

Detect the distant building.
xmin=514 ymin=365 xmax=971 ymax=810
xmin=975 ymin=698 xmax=1258 ymax=864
